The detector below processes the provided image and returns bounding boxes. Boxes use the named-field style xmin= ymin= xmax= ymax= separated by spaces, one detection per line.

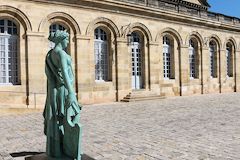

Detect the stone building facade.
xmin=0 ymin=0 xmax=240 ymax=108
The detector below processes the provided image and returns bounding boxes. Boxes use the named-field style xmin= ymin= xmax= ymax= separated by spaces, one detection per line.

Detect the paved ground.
xmin=0 ymin=93 xmax=240 ymax=160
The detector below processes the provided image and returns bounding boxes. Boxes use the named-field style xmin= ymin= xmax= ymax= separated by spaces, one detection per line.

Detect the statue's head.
xmin=48 ymin=30 xmax=69 ymax=49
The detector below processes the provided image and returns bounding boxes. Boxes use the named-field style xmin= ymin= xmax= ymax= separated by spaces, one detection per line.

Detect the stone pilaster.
xmin=115 ymin=38 xmax=131 ymax=101
xmin=201 ymin=47 xmax=210 ymax=94
xmin=219 ymin=48 xmax=235 ymax=93
xmin=219 ymin=49 xmax=225 ymax=93
xmin=76 ymin=35 xmax=94 ymax=104
xmin=149 ymin=42 xmax=160 ymax=94
xmin=180 ymin=45 xmax=189 ymax=96
xmin=26 ymin=32 xmax=46 ymax=108
xmin=220 ymin=49 xmax=231 ymax=93
xmin=236 ymin=50 xmax=240 ymax=92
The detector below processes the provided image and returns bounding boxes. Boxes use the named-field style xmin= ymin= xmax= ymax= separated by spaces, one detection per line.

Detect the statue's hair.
xmin=48 ymin=30 xmax=69 ymax=44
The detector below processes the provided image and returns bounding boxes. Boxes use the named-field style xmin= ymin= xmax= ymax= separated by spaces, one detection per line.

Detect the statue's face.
xmin=62 ymin=36 xmax=69 ymax=49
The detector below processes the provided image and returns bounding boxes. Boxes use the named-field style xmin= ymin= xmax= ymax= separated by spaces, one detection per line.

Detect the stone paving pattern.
xmin=0 ymin=93 xmax=240 ymax=160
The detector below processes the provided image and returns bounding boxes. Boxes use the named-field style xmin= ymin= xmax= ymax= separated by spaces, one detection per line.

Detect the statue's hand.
xmin=66 ymin=107 xmax=80 ymax=127
xmin=57 ymin=113 xmax=64 ymax=125
xmin=66 ymin=92 xmax=77 ymax=107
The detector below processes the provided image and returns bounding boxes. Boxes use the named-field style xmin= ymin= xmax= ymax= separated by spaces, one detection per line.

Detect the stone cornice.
xmin=116 ymin=37 xmax=127 ymax=43
xmin=76 ymin=35 xmax=91 ymax=40
xmin=149 ymin=42 xmax=159 ymax=46
xmin=23 ymin=0 xmax=240 ymax=33
xmin=26 ymin=31 xmax=45 ymax=37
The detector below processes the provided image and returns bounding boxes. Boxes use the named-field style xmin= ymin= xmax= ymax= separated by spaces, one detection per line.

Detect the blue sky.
xmin=208 ymin=0 xmax=240 ymax=18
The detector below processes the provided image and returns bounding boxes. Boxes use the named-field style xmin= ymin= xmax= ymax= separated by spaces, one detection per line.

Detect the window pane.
xmin=13 ymin=28 xmax=17 ymax=35
xmin=0 ymin=20 xmax=4 ymax=25
xmin=132 ymin=32 xmax=140 ymax=43
xmin=1 ymin=64 xmax=5 ymax=69
xmin=95 ymin=28 xmax=107 ymax=41
xmin=7 ymin=20 xmax=12 ymax=26
xmin=59 ymin=25 xmax=63 ymax=30
xmin=0 ymin=27 xmax=4 ymax=33
xmin=52 ymin=25 xmax=56 ymax=30
xmin=50 ymin=24 xmax=65 ymax=33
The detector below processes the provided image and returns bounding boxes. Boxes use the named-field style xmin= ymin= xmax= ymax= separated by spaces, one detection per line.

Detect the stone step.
xmin=126 ymin=93 xmax=158 ymax=98
xmin=121 ymin=95 xmax=165 ymax=102
xmin=121 ymin=90 xmax=166 ymax=102
xmin=130 ymin=89 xmax=158 ymax=95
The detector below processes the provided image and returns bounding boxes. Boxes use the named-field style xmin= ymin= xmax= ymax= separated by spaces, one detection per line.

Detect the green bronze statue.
xmin=43 ymin=30 xmax=82 ymax=160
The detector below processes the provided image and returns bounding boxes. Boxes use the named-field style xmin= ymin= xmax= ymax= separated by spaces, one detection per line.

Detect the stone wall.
xmin=0 ymin=0 xmax=239 ymax=108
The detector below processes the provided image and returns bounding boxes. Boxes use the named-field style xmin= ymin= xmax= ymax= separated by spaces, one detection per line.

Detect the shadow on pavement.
xmin=82 ymin=154 xmax=96 ymax=160
xmin=10 ymin=152 xmax=44 ymax=157
xmin=10 ymin=152 xmax=96 ymax=160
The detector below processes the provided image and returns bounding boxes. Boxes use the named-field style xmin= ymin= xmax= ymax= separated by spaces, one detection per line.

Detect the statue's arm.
xmin=59 ymin=51 xmax=74 ymax=94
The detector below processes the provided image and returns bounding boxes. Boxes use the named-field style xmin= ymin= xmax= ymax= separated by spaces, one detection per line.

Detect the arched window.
xmin=209 ymin=40 xmax=217 ymax=78
xmin=226 ymin=42 xmax=233 ymax=77
xmin=49 ymin=23 xmax=66 ymax=49
xmin=163 ymin=36 xmax=174 ymax=79
xmin=94 ymin=28 xmax=109 ymax=81
xmin=0 ymin=19 xmax=19 ymax=85
xmin=189 ymin=39 xmax=198 ymax=79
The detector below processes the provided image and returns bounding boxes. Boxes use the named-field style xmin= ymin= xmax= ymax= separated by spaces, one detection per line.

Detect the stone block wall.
xmin=0 ymin=0 xmax=239 ymax=108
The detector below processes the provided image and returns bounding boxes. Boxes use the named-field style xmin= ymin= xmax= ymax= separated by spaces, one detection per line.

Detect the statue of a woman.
xmin=43 ymin=30 xmax=82 ymax=160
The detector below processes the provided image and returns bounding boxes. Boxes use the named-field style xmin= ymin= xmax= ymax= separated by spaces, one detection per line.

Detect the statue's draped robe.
xmin=43 ymin=50 xmax=66 ymax=157
xmin=43 ymin=50 xmax=82 ymax=159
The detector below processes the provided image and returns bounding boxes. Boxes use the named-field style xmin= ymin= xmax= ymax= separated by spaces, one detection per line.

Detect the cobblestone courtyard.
xmin=0 ymin=93 xmax=240 ymax=160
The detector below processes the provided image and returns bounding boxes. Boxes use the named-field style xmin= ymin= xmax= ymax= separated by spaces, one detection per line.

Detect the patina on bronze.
xmin=43 ymin=30 xmax=82 ymax=160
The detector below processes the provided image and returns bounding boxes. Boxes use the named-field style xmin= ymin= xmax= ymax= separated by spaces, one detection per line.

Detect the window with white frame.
xmin=189 ymin=39 xmax=197 ymax=79
xmin=209 ymin=41 xmax=217 ymax=78
xmin=49 ymin=24 xmax=66 ymax=49
xmin=226 ymin=42 xmax=233 ymax=77
xmin=94 ymin=28 xmax=109 ymax=81
xmin=163 ymin=36 xmax=174 ymax=79
xmin=0 ymin=19 xmax=19 ymax=85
